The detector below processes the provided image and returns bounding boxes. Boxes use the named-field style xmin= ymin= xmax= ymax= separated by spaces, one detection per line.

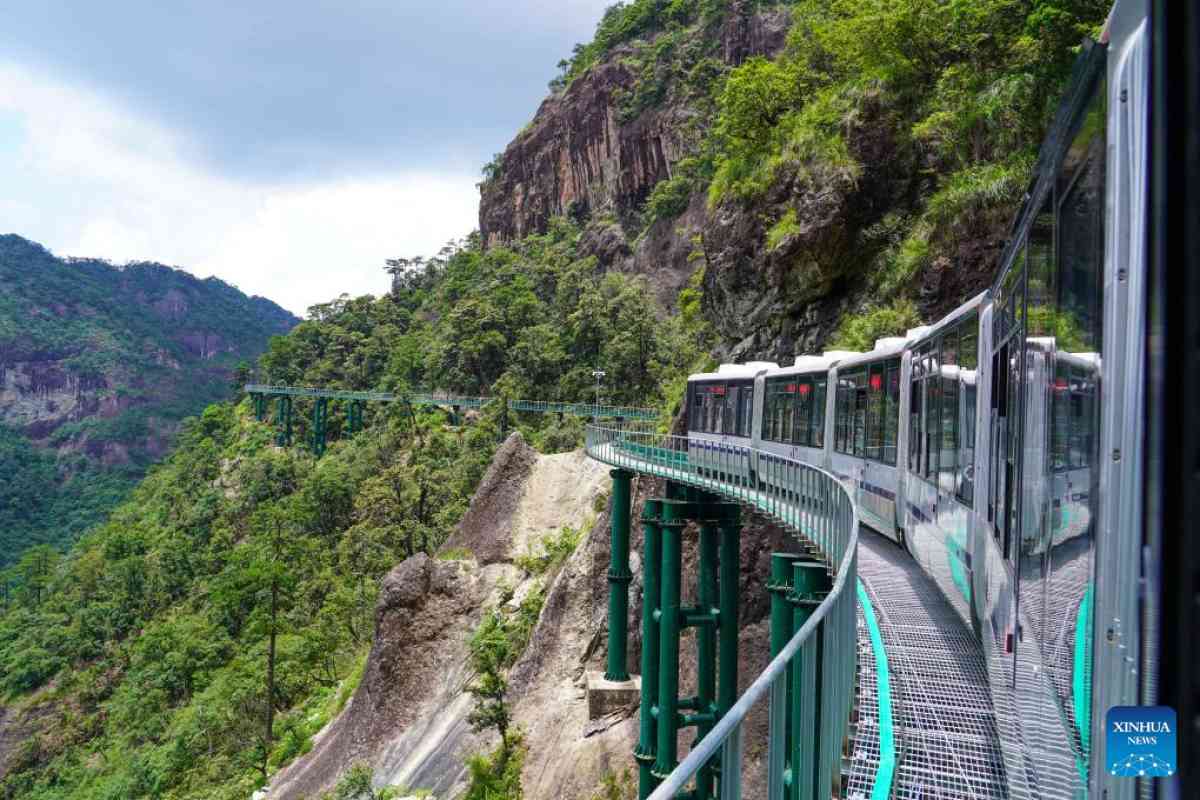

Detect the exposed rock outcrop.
xmin=477 ymin=4 xmax=790 ymax=252
xmin=0 ymin=233 xmax=297 ymax=475
xmin=476 ymin=3 xmax=1007 ymax=363
xmin=440 ymin=432 xmax=540 ymax=565
xmin=265 ymin=437 xmax=614 ymax=799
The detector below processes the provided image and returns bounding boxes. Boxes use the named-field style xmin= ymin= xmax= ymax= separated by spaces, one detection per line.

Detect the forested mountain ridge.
xmin=0 ymin=234 xmax=298 ymax=565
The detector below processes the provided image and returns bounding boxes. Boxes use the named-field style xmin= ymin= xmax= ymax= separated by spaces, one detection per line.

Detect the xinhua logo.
xmin=1106 ymin=706 xmax=1176 ymax=777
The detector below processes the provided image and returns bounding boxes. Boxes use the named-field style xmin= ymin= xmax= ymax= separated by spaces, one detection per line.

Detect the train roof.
xmin=906 ymin=292 xmax=988 ymax=346
xmin=763 ymin=354 xmax=838 ymax=378
xmin=828 ymin=336 xmax=908 ymax=370
xmin=688 ymin=361 xmax=778 ymax=381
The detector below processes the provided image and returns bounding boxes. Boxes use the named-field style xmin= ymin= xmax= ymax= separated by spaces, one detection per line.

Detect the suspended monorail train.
xmin=685 ymin=1 xmax=1186 ymax=796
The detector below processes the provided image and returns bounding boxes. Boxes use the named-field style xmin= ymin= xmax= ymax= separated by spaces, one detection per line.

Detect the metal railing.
xmin=244 ymin=384 xmax=395 ymax=401
xmin=585 ymin=425 xmax=859 ymax=800
xmin=244 ymin=385 xmax=658 ymax=420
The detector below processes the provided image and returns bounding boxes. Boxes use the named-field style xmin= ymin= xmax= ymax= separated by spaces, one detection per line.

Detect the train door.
xmin=990 ymin=336 xmax=1023 ymax=563
xmin=896 ymin=350 xmax=914 ymax=545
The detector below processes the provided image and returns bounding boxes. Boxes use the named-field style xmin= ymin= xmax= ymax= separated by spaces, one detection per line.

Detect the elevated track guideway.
xmin=244 ymin=383 xmax=658 ymax=455
xmin=586 ymin=425 xmax=1006 ymax=800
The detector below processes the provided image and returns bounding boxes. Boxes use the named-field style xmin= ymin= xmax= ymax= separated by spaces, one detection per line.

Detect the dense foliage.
xmin=0 ymin=400 xmax=499 ymax=799
xmin=0 ymin=425 xmax=136 ymax=572
xmin=0 ymin=3 xmax=1118 ymax=798
xmin=552 ymin=0 xmax=792 ymax=92
xmin=259 ymin=219 xmax=704 ymax=418
xmin=0 ymin=217 xmax=699 ymax=799
xmin=0 ymin=235 xmax=296 ymax=566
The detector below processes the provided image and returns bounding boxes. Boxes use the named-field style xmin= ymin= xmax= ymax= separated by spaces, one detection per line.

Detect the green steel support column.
xmin=717 ymin=509 xmax=741 ymax=717
xmin=653 ymin=498 xmax=685 ymax=780
xmin=788 ymin=562 xmax=829 ymax=800
xmin=311 ymin=398 xmax=328 ymax=457
xmin=605 ymin=468 xmax=634 ymax=681
xmin=275 ymin=396 xmax=293 ymax=447
xmin=285 ymin=397 xmax=293 ymax=446
xmin=635 ymin=499 xmax=663 ymax=800
xmin=769 ymin=552 xmax=800 ymax=784
xmin=695 ymin=520 xmax=719 ymax=800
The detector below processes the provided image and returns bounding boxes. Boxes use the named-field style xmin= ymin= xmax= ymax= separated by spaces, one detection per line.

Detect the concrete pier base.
xmin=586 ymin=671 xmax=641 ymax=720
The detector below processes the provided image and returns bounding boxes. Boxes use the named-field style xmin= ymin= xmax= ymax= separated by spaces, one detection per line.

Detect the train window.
xmin=909 ymin=379 xmax=922 ymax=474
xmin=795 ymin=378 xmax=812 ymax=446
xmin=925 ymin=375 xmax=940 ymax=481
xmin=1027 ymin=196 xmax=1055 ymax=334
xmin=940 ymin=371 xmax=958 ymax=489
xmin=866 ymin=363 xmax=884 ymax=460
xmin=1069 ymin=367 xmax=1096 ymax=470
xmin=720 ymin=383 xmax=729 ymax=434
xmin=851 ymin=370 xmax=868 ymax=458
xmin=835 ymin=376 xmax=850 ymax=454
xmin=1052 ymin=365 xmax=1070 ymax=471
xmin=707 ymin=384 xmax=727 ymax=434
xmin=737 ymin=383 xmax=754 ymax=437
xmin=942 ymin=329 xmax=958 ymax=367
xmin=690 ymin=385 xmax=702 ymax=430
xmin=959 ymin=382 xmax=977 ymax=504
xmin=765 ymin=377 xmax=795 ymax=443
xmin=812 ymin=377 xmax=827 ymax=448
xmin=884 ymin=362 xmax=899 ymax=465
xmin=957 ymin=315 xmax=979 ymax=504
xmin=1058 ymin=107 xmax=1105 ymax=352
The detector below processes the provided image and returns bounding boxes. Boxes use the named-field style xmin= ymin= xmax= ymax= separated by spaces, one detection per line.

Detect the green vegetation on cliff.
xmin=699 ymin=0 xmax=1108 ymax=308
xmin=0 ymin=235 xmax=297 ymax=566
xmin=260 ymin=220 xmax=704 ymax=412
xmin=0 ymin=401 xmax=499 ymax=800
xmin=0 ymin=4 xmax=1118 ymax=798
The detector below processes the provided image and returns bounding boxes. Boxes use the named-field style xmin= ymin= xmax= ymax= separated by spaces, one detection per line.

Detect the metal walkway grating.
xmin=846 ymin=529 xmax=1008 ymax=799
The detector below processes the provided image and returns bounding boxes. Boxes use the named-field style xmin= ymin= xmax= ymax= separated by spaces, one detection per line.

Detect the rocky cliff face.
xmin=477 ymin=2 xmax=790 ymax=250
xmin=477 ymin=2 xmax=1006 ymax=363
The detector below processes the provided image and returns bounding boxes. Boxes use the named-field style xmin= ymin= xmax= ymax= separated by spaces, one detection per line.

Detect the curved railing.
xmin=585 ymin=425 xmax=859 ymax=800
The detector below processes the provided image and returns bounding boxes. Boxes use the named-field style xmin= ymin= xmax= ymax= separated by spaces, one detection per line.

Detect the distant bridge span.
xmin=243 ymin=383 xmax=658 ymax=455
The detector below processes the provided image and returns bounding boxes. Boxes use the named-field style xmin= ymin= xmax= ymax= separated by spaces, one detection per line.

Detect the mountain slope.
xmin=478 ymin=0 xmax=1111 ymax=358
xmin=0 ymin=234 xmax=298 ymax=564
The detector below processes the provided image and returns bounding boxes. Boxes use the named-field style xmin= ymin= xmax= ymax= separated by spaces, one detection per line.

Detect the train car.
xmin=752 ymin=354 xmax=838 ymax=469
xmin=895 ymin=293 xmax=986 ymax=619
xmin=828 ymin=340 xmax=907 ymax=541
xmin=685 ymin=363 xmax=776 ymax=483
xmin=681 ymin=0 xmax=1163 ymax=795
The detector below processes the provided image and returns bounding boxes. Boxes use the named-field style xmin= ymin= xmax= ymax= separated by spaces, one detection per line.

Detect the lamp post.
xmin=592 ymin=369 xmax=606 ymax=423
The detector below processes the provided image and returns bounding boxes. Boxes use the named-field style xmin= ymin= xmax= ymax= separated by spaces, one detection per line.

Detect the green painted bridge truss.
xmin=245 ymin=384 xmax=658 ymax=455
xmin=588 ymin=425 xmax=859 ymax=800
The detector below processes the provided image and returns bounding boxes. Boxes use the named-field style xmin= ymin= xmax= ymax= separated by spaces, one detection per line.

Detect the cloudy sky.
xmin=0 ymin=1 xmax=613 ymax=315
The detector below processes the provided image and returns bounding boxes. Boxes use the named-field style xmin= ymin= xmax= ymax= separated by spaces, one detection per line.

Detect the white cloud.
xmin=0 ymin=62 xmax=480 ymax=316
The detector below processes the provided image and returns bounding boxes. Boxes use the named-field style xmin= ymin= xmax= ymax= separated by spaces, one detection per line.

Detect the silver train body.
xmin=684 ymin=2 xmax=1152 ymax=796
